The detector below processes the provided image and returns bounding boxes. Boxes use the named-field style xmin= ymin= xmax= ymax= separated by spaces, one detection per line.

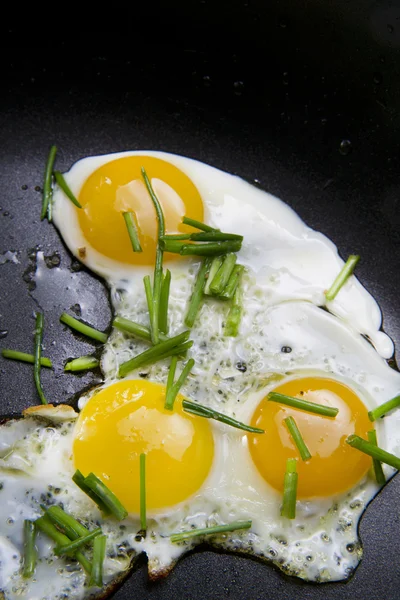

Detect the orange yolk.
xmin=73 ymin=380 xmax=214 ymax=512
xmin=248 ymin=377 xmax=371 ymax=498
xmin=77 ymin=155 xmax=204 ymax=266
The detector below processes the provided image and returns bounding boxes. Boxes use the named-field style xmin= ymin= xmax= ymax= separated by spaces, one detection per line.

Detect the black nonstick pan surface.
xmin=1 ymin=2 xmax=400 ymax=599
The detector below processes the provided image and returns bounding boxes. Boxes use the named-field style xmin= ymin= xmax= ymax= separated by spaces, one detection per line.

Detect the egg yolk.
xmin=248 ymin=377 xmax=371 ymax=498
xmin=77 ymin=155 xmax=204 ymax=266
xmin=73 ymin=380 xmax=214 ymax=512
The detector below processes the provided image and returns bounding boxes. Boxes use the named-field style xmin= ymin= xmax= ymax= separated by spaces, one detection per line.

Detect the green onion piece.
xmin=148 ymin=340 xmax=193 ymax=363
xmin=267 ymin=392 xmax=338 ymax=418
xmin=191 ymin=231 xmax=243 ymax=242
xmin=161 ymin=240 xmax=186 ymax=254
xmin=281 ymin=458 xmax=298 ymax=519
xmin=346 ymin=434 xmax=400 ymax=470
xmin=166 ymin=355 xmax=178 ymax=398
xmin=367 ymin=430 xmax=386 ymax=485
xmin=60 ymin=313 xmax=108 ymax=344
xmin=220 ymin=265 xmax=245 ymax=300
xmin=46 ymin=505 xmax=89 ymax=539
xmin=54 ymin=171 xmax=82 ymax=209
xmin=140 ymin=453 xmax=146 ymax=531
xmin=1 ymin=349 xmax=52 ymax=368
xmin=64 ymin=356 xmax=99 ymax=372
xmin=204 ymin=256 xmax=223 ymax=295
xmin=55 ymin=528 xmax=102 ymax=556
xmin=185 ymin=258 xmax=211 ymax=328
xmin=182 ymin=399 xmax=264 ymax=434
xmin=141 ymin=167 xmax=165 ymax=345
xmin=41 ymin=145 xmax=57 ymax=221
xmin=160 ymin=233 xmax=191 ymax=241
xmin=35 ymin=515 xmax=91 ymax=574
xmin=368 ymin=394 xmax=400 ymax=422
xmin=165 ymin=358 xmax=195 ymax=410
xmin=122 ymin=211 xmax=142 ymax=253
xmin=72 ymin=470 xmax=111 ymax=515
xmin=143 ymin=274 xmax=154 ymax=326
xmin=118 ymin=330 xmax=190 ymax=378
xmin=159 ymin=269 xmax=171 ymax=334
xmin=209 ymin=253 xmax=237 ymax=296
xmin=325 ymin=255 xmax=360 ymax=302
xmin=113 ymin=316 xmax=168 ymax=343
xmin=34 ymin=313 xmax=47 ymax=405
xmin=170 ymin=520 xmax=252 ymax=543
xmin=89 ymin=534 xmax=106 ymax=588
xmin=284 ymin=417 xmax=312 ymax=461
xmin=22 ymin=520 xmax=37 ymax=578
xmin=225 ymin=283 xmax=243 ymax=337
xmin=84 ymin=473 xmax=128 ymax=521
xmin=162 ymin=240 xmax=242 ymax=256
xmin=182 ymin=216 xmax=217 ymax=232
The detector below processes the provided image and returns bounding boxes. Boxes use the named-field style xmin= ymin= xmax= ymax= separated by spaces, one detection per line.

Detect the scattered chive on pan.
xmin=118 ymin=330 xmax=191 ymax=377
xmin=159 ymin=269 xmax=171 ymax=334
xmin=368 ymin=394 xmax=400 ymax=422
xmin=367 ymin=430 xmax=386 ymax=485
xmin=113 ymin=316 xmax=168 ymax=343
xmin=165 ymin=358 xmax=195 ymax=410
xmin=140 ymin=453 xmax=147 ymax=532
xmin=284 ymin=416 xmax=312 ymax=461
xmin=182 ymin=216 xmax=217 ymax=232
xmin=72 ymin=470 xmax=111 ymax=515
xmin=163 ymin=240 xmax=242 ymax=256
xmin=209 ymin=253 xmax=237 ymax=296
xmin=220 ymin=265 xmax=245 ymax=300
xmin=84 ymin=473 xmax=128 ymax=521
xmin=143 ymin=274 xmax=154 ymax=326
xmin=346 ymin=434 xmax=400 ymax=470
xmin=225 ymin=284 xmax=243 ymax=337
xmin=325 ymin=255 xmax=360 ymax=302
xmin=1 ymin=349 xmax=52 ymax=368
xmin=182 ymin=399 xmax=264 ymax=434
xmin=170 ymin=520 xmax=252 ymax=543
xmin=166 ymin=356 xmax=178 ymax=398
xmin=34 ymin=312 xmax=47 ymax=405
xmin=204 ymin=256 xmax=223 ymax=295
xmin=185 ymin=258 xmax=211 ymax=328
xmin=267 ymin=391 xmax=338 ymax=418
xmin=22 ymin=520 xmax=37 ymax=578
xmin=41 ymin=145 xmax=57 ymax=221
xmin=64 ymin=356 xmax=99 ymax=372
xmin=35 ymin=515 xmax=91 ymax=574
xmin=122 ymin=211 xmax=142 ymax=253
xmin=46 ymin=505 xmax=89 ymax=539
xmin=190 ymin=231 xmax=243 ymax=242
xmin=160 ymin=233 xmax=192 ymax=241
xmin=89 ymin=535 xmax=106 ymax=588
xmin=281 ymin=458 xmax=298 ymax=519
xmin=54 ymin=171 xmax=82 ymax=209
xmin=55 ymin=528 xmax=102 ymax=556
xmin=60 ymin=313 xmax=108 ymax=343
xmin=141 ymin=167 xmax=165 ymax=345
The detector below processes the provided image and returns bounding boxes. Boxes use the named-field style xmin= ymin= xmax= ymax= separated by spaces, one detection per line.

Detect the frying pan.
xmin=1 ymin=1 xmax=400 ymax=598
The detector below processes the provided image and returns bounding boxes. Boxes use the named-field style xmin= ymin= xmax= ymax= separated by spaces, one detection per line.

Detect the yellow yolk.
xmin=248 ymin=377 xmax=371 ymax=498
xmin=73 ymin=380 xmax=214 ymax=512
xmin=77 ymin=155 xmax=204 ymax=266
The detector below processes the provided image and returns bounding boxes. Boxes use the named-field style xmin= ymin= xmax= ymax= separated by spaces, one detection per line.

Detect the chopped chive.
xmin=1 ymin=349 xmax=52 ymax=368
xmin=209 ymin=253 xmax=237 ymax=296
xmin=220 ymin=265 xmax=245 ymax=300
xmin=159 ymin=269 xmax=171 ymax=334
xmin=182 ymin=216 xmax=217 ymax=232
xmin=35 ymin=515 xmax=91 ymax=574
xmin=284 ymin=417 xmax=312 ymax=461
xmin=160 ymin=233 xmax=192 ymax=241
xmin=281 ymin=458 xmax=298 ymax=519
xmin=147 ymin=340 xmax=193 ymax=363
xmin=346 ymin=434 xmax=400 ymax=470
xmin=60 ymin=313 xmax=108 ymax=344
xmin=122 ymin=211 xmax=142 ymax=253
xmin=185 ymin=258 xmax=211 ymax=328
xmin=22 ymin=520 xmax=37 ymax=578
xmin=84 ymin=473 xmax=128 ymax=521
xmin=204 ymin=256 xmax=223 ymax=295
xmin=89 ymin=534 xmax=106 ymax=588
xmin=166 ymin=356 xmax=178 ymax=398
xmin=325 ymin=255 xmax=360 ymax=302
xmin=54 ymin=171 xmax=82 ymax=209
xmin=64 ymin=356 xmax=99 ymax=372
xmin=140 ymin=453 xmax=146 ymax=531
xmin=46 ymin=505 xmax=89 ymax=539
xmin=72 ymin=470 xmax=111 ymax=515
xmin=267 ymin=392 xmax=338 ymax=418
xmin=367 ymin=430 xmax=386 ymax=485
xmin=162 ymin=240 xmax=242 ymax=256
xmin=182 ymin=399 xmax=264 ymax=434
xmin=118 ymin=330 xmax=190 ymax=378
xmin=165 ymin=358 xmax=195 ymax=410
xmin=34 ymin=313 xmax=47 ymax=405
xmin=55 ymin=528 xmax=102 ymax=556
xmin=368 ymin=395 xmax=400 ymax=422
xmin=143 ymin=274 xmax=154 ymax=325
xmin=113 ymin=316 xmax=168 ymax=343
xmin=190 ymin=231 xmax=243 ymax=242
xmin=41 ymin=145 xmax=57 ymax=221
xmin=225 ymin=283 xmax=243 ymax=337
xmin=141 ymin=167 xmax=165 ymax=345
xmin=170 ymin=520 xmax=252 ymax=543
